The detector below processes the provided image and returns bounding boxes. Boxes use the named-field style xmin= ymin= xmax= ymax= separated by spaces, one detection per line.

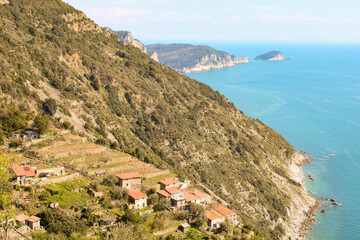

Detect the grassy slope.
xmin=0 ymin=0 xmax=302 ymax=238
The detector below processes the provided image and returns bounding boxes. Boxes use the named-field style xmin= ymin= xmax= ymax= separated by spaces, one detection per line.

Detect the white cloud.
xmin=254 ymin=14 xmax=327 ymax=23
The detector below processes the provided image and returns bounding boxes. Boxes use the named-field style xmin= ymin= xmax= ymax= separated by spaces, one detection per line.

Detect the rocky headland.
xmin=255 ymin=50 xmax=284 ymax=61
xmin=146 ymin=43 xmax=248 ymax=73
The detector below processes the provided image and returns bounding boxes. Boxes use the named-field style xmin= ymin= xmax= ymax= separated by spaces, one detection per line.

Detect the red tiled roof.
xmin=212 ymin=205 xmax=236 ymax=217
xmin=159 ymin=178 xmax=179 ymax=186
xmin=164 ymin=186 xmax=180 ymax=195
xmin=12 ymin=165 xmax=36 ymax=177
xmin=185 ymin=193 xmax=200 ymax=202
xmin=128 ymin=189 xmax=147 ymax=200
xmin=157 ymin=190 xmax=171 ymax=197
xmin=192 ymin=189 xmax=208 ymax=199
xmin=205 ymin=210 xmax=224 ymax=221
xmin=116 ymin=172 xmax=142 ymax=180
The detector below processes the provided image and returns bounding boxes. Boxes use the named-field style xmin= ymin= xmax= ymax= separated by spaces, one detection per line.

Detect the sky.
xmin=64 ymin=0 xmax=360 ymax=43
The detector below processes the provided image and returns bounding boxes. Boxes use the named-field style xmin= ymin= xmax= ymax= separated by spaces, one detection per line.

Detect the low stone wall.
xmin=37 ymin=173 xmax=79 ymax=186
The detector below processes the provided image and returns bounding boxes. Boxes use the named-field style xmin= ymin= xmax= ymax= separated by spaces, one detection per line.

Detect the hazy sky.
xmin=65 ymin=0 xmax=360 ymax=43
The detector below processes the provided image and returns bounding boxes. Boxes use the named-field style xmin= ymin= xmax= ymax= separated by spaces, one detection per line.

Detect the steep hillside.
xmin=0 ymin=0 xmax=314 ymax=238
xmin=146 ymin=43 xmax=248 ymax=73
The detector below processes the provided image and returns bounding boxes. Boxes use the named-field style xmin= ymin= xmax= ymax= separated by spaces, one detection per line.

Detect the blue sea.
xmin=186 ymin=43 xmax=360 ymax=240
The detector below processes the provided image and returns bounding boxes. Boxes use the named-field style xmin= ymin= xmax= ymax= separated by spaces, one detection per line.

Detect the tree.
xmin=147 ymin=193 xmax=158 ymax=205
xmin=0 ymin=154 xmax=14 ymax=240
xmin=42 ymin=98 xmax=58 ymax=116
xmin=153 ymin=198 xmax=171 ymax=212
xmin=33 ymin=114 xmax=49 ymax=134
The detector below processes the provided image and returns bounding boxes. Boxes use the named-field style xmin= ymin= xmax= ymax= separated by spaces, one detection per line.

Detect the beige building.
xmin=116 ymin=172 xmax=142 ymax=189
xmin=205 ymin=205 xmax=238 ymax=228
xmin=16 ymin=214 xmax=41 ymax=231
xmin=128 ymin=189 xmax=147 ymax=210
xmin=12 ymin=165 xmax=36 ymax=185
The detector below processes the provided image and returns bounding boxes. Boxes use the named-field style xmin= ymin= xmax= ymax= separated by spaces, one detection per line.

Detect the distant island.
xmin=255 ymin=50 xmax=285 ymax=61
xmin=147 ymin=43 xmax=248 ymax=73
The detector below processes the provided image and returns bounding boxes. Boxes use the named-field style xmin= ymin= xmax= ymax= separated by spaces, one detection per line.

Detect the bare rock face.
xmin=149 ymin=51 xmax=159 ymax=62
xmin=105 ymin=28 xmax=148 ymax=53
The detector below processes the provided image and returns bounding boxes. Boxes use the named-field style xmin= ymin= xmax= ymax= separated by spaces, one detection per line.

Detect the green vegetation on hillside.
xmin=0 ymin=0 xmax=301 ymax=238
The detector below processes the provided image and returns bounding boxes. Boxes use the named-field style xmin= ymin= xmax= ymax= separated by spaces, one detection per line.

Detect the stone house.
xmin=20 ymin=129 xmax=40 ymax=140
xmin=205 ymin=205 xmax=237 ymax=228
xmin=12 ymin=165 xmax=36 ymax=185
xmin=16 ymin=214 xmax=41 ymax=231
xmin=180 ymin=188 xmax=212 ymax=205
xmin=212 ymin=204 xmax=237 ymax=223
xmin=128 ymin=189 xmax=147 ymax=210
xmin=205 ymin=210 xmax=225 ymax=229
xmin=116 ymin=172 xmax=142 ymax=190
xmin=159 ymin=178 xmax=180 ymax=190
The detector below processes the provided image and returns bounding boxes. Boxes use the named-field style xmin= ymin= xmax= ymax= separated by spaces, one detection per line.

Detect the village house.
xmin=180 ymin=188 xmax=212 ymax=205
xmin=20 ymin=129 xmax=40 ymax=140
xmin=15 ymin=214 xmax=41 ymax=231
xmin=205 ymin=210 xmax=226 ymax=229
xmin=116 ymin=172 xmax=142 ymax=190
xmin=159 ymin=178 xmax=179 ymax=190
xmin=157 ymin=186 xmax=186 ymax=208
xmin=12 ymin=165 xmax=36 ymax=185
xmin=128 ymin=189 xmax=147 ymax=210
xmin=212 ymin=204 xmax=237 ymax=223
xmin=205 ymin=205 xmax=238 ymax=229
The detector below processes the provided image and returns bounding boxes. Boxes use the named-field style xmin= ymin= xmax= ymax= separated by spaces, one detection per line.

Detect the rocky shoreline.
xmin=283 ymin=152 xmax=321 ymax=240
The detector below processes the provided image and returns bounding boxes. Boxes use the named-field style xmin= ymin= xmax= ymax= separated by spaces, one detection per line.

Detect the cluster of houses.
xmin=114 ymin=172 xmax=238 ymax=229
xmin=13 ymin=213 xmax=41 ymax=233
xmin=11 ymin=129 xmax=40 ymax=141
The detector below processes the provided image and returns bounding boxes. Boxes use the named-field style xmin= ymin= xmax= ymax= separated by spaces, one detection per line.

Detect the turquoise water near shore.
xmin=186 ymin=43 xmax=360 ymax=240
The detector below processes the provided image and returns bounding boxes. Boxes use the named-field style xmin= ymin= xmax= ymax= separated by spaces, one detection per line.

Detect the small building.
xmin=128 ymin=189 xmax=147 ymax=210
xmin=16 ymin=214 xmax=41 ymax=231
xmin=116 ymin=172 xmax=142 ymax=190
xmin=12 ymin=165 xmax=36 ymax=185
xmin=205 ymin=210 xmax=225 ymax=229
xmin=178 ymin=222 xmax=191 ymax=232
xmin=212 ymin=205 xmax=237 ymax=222
xmin=180 ymin=188 xmax=211 ymax=205
xmin=159 ymin=178 xmax=180 ymax=190
xmin=156 ymin=189 xmax=171 ymax=200
xmin=20 ymin=129 xmax=40 ymax=140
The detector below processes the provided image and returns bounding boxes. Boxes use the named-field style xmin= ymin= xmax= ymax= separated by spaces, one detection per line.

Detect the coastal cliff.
xmin=146 ymin=43 xmax=248 ymax=73
xmin=0 ymin=0 xmax=316 ymax=238
xmin=255 ymin=50 xmax=284 ymax=61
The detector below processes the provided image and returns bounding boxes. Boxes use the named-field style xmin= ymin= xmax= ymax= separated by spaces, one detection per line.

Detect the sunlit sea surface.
xmin=186 ymin=43 xmax=360 ymax=240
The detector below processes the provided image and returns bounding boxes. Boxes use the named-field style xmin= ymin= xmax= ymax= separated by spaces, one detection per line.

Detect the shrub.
xmin=43 ymin=98 xmax=58 ymax=116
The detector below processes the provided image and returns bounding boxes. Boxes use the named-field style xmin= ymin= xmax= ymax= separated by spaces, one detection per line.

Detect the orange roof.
xmin=26 ymin=216 xmax=41 ymax=223
xmin=128 ymin=189 xmax=147 ymax=200
xmin=116 ymin=172 xmax=142 ymax=180
xmin=164 ymin=186 xmax=180 ymax=195
xmin=159 ymin=178 xmax=179 ymax=186
xmin=185 ymin=193 xmax=200 ymax=202
xmin=192 ymin=189 xmax=208 ymax=199
xmin=205 ymin=210 xmax=224 ymax=221
xmin=12 ymin=165 xmax=36 ymax=177
xmin=212 ymin=205 xmax=236 ymax=217
xmin=157 ymin=190 xmax=171 ymax=197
